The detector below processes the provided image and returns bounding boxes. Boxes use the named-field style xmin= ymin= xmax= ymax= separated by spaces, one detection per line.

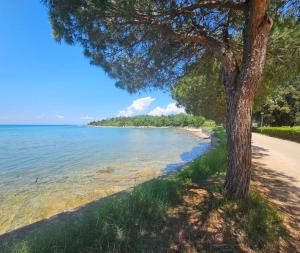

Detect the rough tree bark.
xmin=223 ymin=0 xmax=273 ymax=198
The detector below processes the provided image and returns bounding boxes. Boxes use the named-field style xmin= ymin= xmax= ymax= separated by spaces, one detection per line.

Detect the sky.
xmin=0 ymin=1 xmax=184 ymax=125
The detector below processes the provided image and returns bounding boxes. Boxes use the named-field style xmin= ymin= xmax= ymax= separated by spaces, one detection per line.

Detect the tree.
xmin=172 ymin=17 xmax=300 ymax=124
xmin=172 ymin=55 xmax=226 ymax=124
xmin=89 ymin=114 xmax=207 ymax=128
xmin=43 ymin=0 xmax=299 ymax=198
xmin=254 ymin=79 xmax=300 ymax=127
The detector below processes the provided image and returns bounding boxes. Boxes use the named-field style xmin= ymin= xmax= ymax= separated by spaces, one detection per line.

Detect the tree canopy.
xmin=43 ymin=0 xmax=298 ymax=93
xmin=172 ymin=55 xmax=226 ymax=123
xmin=172 ymin=17 xmax=300 ymax=124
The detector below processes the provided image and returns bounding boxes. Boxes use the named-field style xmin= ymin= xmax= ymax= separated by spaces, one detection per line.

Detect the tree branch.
xmin=119 ymin=7 xmax=240 ymax=86
xmin=169 ymin=0 xmax=246 ymax=16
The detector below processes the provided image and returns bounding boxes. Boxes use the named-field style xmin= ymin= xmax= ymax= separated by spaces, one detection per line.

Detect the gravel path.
xmin=252 ymin=133 xmax=300 ymax=186
xmin=251 ymin=133 xmax=300 ymax=252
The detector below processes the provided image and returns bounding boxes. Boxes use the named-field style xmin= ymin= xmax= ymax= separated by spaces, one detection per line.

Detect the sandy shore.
xmin=182 ymin=127 xmax=211 ymax=139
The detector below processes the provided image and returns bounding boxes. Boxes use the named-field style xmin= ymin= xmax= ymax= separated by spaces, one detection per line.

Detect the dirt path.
xmin=251 ymin=133 xmax=300 ymax=252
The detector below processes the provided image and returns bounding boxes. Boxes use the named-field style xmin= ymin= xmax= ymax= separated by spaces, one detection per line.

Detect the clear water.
xmin=0 ymin=125 xmax=210 ymax=234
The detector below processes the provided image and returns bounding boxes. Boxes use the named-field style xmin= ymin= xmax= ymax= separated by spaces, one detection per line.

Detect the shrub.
xmin=254 ymin=126 xmax=300 ymax=143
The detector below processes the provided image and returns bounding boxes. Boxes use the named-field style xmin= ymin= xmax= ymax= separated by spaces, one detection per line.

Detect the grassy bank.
xmin=254 ymin=126 xmax=300 ymax=143
xmin=1 ymin=128 xmax=285 ymax=253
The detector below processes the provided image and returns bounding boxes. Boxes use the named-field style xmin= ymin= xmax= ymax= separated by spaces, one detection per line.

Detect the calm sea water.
xmin=0 ymin=125 xmax=210 ymax=234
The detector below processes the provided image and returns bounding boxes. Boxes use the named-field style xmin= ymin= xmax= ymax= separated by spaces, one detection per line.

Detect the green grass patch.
xmin=254 ymin=126 xmax=300 ymax=142
xmin=176 ymin=127 xmax=227 ymax=184
xmin=212 ymin=190 xmax=285 ymax=252
xmin=176 ymin=145 xmax=227 ymax=184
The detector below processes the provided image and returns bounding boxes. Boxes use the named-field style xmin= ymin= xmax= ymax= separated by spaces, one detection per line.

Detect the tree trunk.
xmin=222 ymin=0 xmax=273 ymax=198
xmin=223 ymin=85 xmax=254 ymax=198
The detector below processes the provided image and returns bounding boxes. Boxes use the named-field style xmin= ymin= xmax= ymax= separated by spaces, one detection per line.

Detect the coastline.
xmin=89 ymin=125 xmax=211 ymax=139
xmin=181 ymin=127 xmax=211 ymax=140
xmin=0 ymin=127 xmax=213 ymax=246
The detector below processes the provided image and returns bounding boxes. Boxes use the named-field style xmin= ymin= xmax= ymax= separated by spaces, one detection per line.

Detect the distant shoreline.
xmin=88 ymin=125 xmax=211 ymax=140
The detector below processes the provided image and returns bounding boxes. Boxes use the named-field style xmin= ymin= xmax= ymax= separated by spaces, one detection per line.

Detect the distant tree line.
xmin=89 ymin=114 xmax=213 ymax=128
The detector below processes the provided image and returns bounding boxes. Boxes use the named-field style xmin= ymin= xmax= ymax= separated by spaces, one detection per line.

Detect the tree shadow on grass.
xmin=133 ymin=182 xmax=246 ymax=253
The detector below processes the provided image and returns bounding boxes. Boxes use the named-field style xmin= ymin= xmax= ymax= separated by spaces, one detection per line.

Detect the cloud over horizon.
xmin=36 ymin=113 xmax=46 ymax=119
xmin=148 ymin=103 xmax=185 ymax=116
xmin=55 ymin=114 xmax=65 ymax=119
xmin=80 ymin=115 xmax=94 ymax=120
xmin=118 ymin=97 xmax=155 ymax=117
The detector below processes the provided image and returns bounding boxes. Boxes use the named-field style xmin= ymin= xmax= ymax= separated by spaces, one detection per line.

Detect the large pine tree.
xmin=43 ymin=0 xmax=299 ymax=198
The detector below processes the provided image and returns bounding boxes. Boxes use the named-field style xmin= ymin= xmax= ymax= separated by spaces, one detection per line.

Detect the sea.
xmin=0 ymin=125 xmax=210 ymax=235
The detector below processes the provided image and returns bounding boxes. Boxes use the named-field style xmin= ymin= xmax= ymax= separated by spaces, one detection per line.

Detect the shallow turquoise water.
xmin=0 ymin=125 xmax=210 ymax=234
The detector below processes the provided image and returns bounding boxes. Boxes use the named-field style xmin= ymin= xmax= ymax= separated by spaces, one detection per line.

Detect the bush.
xmin=254 ymin=126 xmax=300 ymax=143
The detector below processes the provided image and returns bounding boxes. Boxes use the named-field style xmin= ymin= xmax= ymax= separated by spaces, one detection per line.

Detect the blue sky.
xmin=0 ymin=1 xmax=183 ymax=124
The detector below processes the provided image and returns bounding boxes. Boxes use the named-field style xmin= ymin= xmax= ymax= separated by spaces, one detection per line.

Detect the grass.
xmin=254 ymin=126 xmax=300 ymax=143
xmin=1 ymin=127 xmax=286 ymax=253
xmin=205 ymin=190 xmax=285 ymax=252
xmin=177 ymin=127 xmax=227 ymax=184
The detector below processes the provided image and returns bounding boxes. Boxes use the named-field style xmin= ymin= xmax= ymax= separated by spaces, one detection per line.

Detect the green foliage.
xmin=2 ymin=179 xmax=182 ymax=253
xmin=43 ymin=1 xmax=298 ymax=94
xmin=172 ymin=56 xmax=226 ymax=124
xmin=254 ymin=126 xmax=300 ymax=143
xmin=177 ymin=128 xmax=227 ymax=183
xmin=256 ymin=18 xmax=300 ymax=110
xmin=172 ymin=18 xmax=300 ymax=122
xmin=254 ymin=80 xmax=300 ymax=126
xmin=177 ymin=145 xmax=227 ymax=183
xmin=89 ymin=114 xmax=210 ymax=128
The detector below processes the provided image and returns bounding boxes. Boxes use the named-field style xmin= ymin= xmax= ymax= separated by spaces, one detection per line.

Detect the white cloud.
xmin=36 ymin=113 xmax=46 ymax=119
xmin=80 ymin=115 xmax=94 ymax=120
xmin=148 ymin=103 xmax=185 ymax=116
xmin=55 ymin=114 xmax=65 ymax=119
xmin=118 ymin=97 xmax=155 ymax=117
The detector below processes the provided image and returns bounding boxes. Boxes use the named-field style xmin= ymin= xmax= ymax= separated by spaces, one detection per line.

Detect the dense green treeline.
xmin=89 ymin=114 xmax=215 ymax=128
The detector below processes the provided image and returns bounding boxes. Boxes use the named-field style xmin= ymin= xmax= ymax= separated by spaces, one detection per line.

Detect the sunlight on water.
xmin=0 ymin=125 xmax=210 ymax=235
